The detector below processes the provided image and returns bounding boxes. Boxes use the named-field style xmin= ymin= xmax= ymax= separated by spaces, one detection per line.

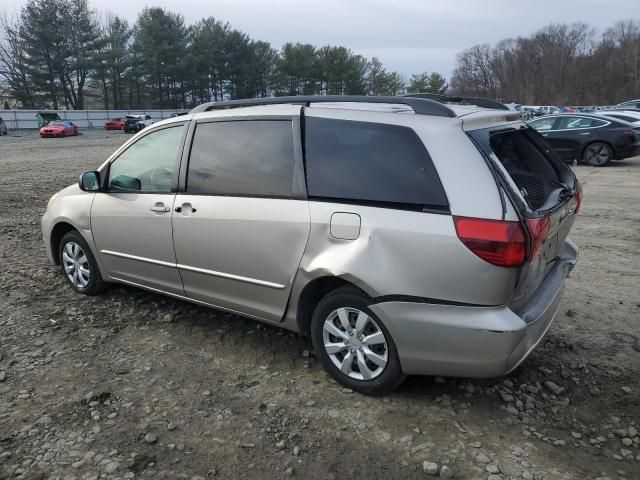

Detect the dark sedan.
xmin=528 ymin=114 xmax=640 ymax=166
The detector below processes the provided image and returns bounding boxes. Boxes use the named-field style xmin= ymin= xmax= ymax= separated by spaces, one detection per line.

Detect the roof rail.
xmin=403 ymin=93 xmax=510 ymax=111
xmin=189 ymin=95 xmax=457 ymax=118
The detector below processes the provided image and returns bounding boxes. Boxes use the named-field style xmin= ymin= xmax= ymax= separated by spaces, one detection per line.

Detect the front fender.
xmin=41 ymin=185 xmax=106 ymax=278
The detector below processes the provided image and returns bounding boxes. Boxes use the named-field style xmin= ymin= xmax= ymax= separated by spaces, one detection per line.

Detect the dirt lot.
xmin=0 ymin=129 xmax=639 ymax=480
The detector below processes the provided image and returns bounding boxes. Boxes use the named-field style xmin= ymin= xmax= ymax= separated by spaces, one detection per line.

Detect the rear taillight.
xmin=454 ymin=215 xmax=552 ymax=267
xmin=574 ymin=182 xmax=583 ymax=214
xmin=453 ymin=217 xmax=527 ymax=267
xmin=525 ymin=217 xmax=550 ymax=260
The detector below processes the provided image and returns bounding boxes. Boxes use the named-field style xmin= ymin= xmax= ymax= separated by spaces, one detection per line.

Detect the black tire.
xmin=583 ymin=142 xmax=613 ymax=166
xmin=58 ymin=230 xmax=106 ymax=295
xmin=310 ymin=287 xmax=405 ymax=395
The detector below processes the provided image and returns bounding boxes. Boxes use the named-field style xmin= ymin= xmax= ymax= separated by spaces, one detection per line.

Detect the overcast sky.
xmin=1 ymin=0 xmax=637 ymax=78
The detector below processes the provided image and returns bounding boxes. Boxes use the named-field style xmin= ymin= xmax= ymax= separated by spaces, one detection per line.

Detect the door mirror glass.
xmin=110 ymin=174 xmax=142 ymax=191
xmin=79 ymin=171 xmax=100 ymax=191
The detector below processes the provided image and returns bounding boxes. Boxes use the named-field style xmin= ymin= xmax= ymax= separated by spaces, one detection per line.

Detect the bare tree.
xmin=0 ymin=14 xmax=36 ymax=107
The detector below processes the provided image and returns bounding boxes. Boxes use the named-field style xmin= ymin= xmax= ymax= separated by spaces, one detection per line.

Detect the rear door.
xmin=172 ymin=117 xmax=309 ymax=322
xmin=547 ymin=116 xmax=608 ymax=161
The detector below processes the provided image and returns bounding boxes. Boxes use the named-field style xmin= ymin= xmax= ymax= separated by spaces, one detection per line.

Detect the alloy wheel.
xmin=322 ymin=307 xmax=389 ymax=381
xmin=62 ymin=242 xmax=90 ymax=288
xmin=585 ymin=144 xmax=610 ymax=165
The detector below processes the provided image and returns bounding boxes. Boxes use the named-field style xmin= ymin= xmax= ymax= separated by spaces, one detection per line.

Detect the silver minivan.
xmin=42 ymin=96 xmax=581 ymax=394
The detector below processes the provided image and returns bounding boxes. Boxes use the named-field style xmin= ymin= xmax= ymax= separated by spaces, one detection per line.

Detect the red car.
xmin=104 ymin=118 xmax=125 ymax=130
xmin=40 ymin=121 xmax=78 ymax=138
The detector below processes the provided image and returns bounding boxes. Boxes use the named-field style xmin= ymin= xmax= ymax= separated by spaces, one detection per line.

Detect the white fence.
xmin=0 ymin=109 xmax=183 ymax=130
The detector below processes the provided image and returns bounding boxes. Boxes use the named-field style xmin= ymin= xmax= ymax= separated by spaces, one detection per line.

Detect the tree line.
xmin=450 ymin=21 xmax=640 ymax=105
xmin=0 ymin=0 xmax=447 ymax=110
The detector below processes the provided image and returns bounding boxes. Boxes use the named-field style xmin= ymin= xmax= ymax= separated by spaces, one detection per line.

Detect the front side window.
xmin=187 ymin=120 xmax=296 ymax=197
xmin=108 ymin=125 xmax=184 ymax=192
xmin=304 ymin=117 xmax=448 ymax=209
xmin=529 ymin=118 xmax=556 ymax=131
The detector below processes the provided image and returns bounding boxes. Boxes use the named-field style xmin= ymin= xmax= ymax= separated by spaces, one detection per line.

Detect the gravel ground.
xmin=0 ymin=130 xmax=639 ymax=480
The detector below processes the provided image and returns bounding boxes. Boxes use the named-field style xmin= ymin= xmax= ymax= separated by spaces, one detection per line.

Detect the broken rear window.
xmin=469 ymin=127 xmax=575 ymax=211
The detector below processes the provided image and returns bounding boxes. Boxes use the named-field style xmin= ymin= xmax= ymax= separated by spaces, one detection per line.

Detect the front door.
xmin=172 ymin=118 xmax=310 ymax=322
xmin=91 ymin=123 xmax=187 ymax=295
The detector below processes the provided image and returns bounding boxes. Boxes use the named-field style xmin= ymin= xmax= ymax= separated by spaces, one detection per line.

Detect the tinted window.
xmin=187 ymin=120 xmax=296 ymax=197
xmin=305 ymin=117 xmax=447 ymax=209
xmin=529 ymin=118 xmax=555 ymax=131
xmin=109 ymin=125 xmax=184 ymax=192
xmin=557 ymin=117 xmax=606 ymax=129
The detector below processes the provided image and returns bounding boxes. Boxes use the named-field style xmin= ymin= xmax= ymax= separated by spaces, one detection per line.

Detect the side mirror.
xmin=110 ymin=174 xmax=142 ymax=191
xmin=79 ymin=171 xmax=100 ymax=192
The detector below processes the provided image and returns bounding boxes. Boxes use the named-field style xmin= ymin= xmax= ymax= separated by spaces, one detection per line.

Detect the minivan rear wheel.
xmin=59 ymin=230 xmax=106 ymax=295
xmin=310 ymin=287 xmax=405 ymax=395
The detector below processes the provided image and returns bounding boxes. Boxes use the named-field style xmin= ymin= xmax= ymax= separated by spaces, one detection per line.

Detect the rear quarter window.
xmin=304 ymin=117 xmax=448 ymax=210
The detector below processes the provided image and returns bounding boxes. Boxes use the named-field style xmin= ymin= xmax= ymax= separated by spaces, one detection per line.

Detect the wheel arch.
xmin=296 ymin=276 xmax=369 ymax=336
xmin=50 ymin=221 xmax=78 ymax=265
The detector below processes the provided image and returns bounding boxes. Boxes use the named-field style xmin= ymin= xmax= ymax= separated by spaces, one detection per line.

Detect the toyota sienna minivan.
xmin=42 ymin=95 xmax=581 ymax=394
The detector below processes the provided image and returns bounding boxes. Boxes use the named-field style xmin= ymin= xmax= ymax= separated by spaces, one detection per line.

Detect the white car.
xmin=597 ymin=110 xmax=640 ymax=125
xmin=529 ymin=105 xmax=561 ymax=116
xmin=613 ymin=99 xmax=640 ymax=111
xmin=124 ymin=114 xmax=154 ymax=133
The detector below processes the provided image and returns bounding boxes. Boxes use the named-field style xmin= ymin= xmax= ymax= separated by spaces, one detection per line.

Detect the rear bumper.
xmin=615 ymin=141 xmax=640 ymax=160
xmin=369 ymin=239 xmax=578 ymax=377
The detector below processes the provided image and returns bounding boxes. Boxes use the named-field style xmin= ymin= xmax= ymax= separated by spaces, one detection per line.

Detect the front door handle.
xmin=150 ymin=204 xmax=170 ymax=213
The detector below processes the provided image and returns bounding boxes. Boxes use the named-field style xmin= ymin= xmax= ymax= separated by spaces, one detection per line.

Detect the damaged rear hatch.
xmin=467 ymin=122 xmax=581 ymax=312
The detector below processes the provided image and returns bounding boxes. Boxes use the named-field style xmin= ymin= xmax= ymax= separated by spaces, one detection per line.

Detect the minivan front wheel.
xmin=311 ymin=287 xmax=405 ymax=395
xmin=59 ymin=230 xmax=105 ymax=295
xmin=583 ymin=142 xmax=613 ymax=166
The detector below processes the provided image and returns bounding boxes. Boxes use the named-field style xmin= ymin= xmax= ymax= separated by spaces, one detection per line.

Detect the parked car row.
xmin=104 ymin=115 xmax=154 ymax=133
xmin=527 ymin=111 xmax=640 ymax=166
